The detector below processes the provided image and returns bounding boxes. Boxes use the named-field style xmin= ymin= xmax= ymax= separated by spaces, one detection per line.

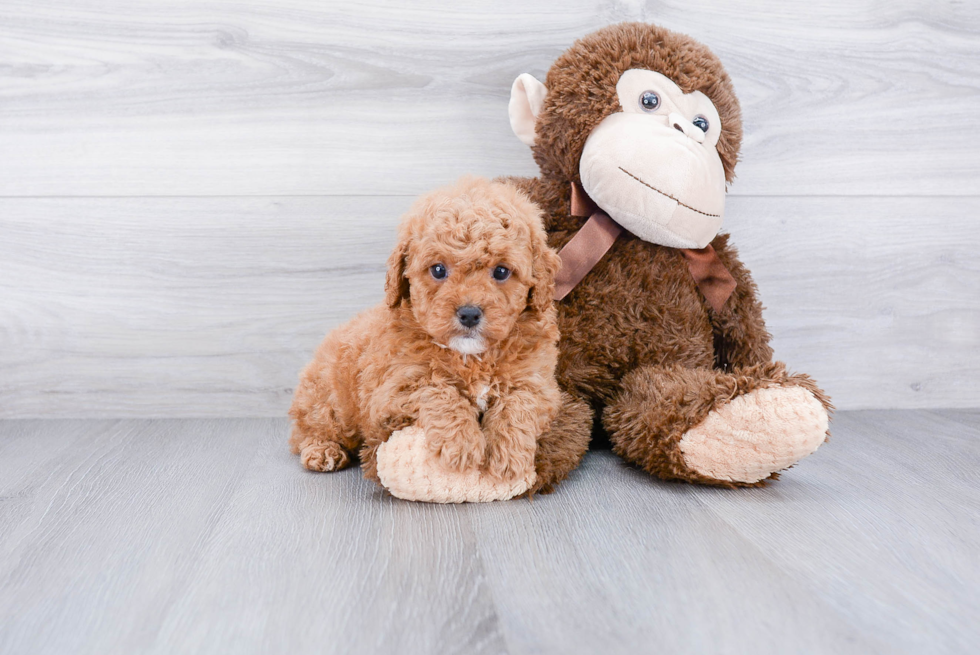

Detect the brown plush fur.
xmin=527 ymin=391 xmax=594 ymax=495
xmin=530 ymin=22 xmax=743 ymax=187
xmin=501 ymin=22 xmax=831 ymax=488
xmin=602 ymin=362 xmax=831 ymax=487
xmin=289 ymin=177 xmax=566 ymax=485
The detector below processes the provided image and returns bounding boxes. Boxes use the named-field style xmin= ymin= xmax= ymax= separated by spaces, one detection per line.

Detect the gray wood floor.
xmin=1 ymin=410 xmax=977 ymax=654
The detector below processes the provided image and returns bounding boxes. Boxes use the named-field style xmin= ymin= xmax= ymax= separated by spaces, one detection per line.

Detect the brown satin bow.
xmin=554 ymin=183 xmax=737 ymax=313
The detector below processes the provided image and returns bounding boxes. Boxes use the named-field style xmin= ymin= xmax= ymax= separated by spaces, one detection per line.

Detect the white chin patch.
xmin=449 ymin=335 xmax=486 ymax=355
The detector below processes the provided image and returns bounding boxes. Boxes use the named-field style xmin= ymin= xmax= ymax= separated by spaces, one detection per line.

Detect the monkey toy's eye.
xmin=492 ymin=265 xmax=511 ymax=282
xmin=692 ymin=115 xmax=710 ymax=132
xmin=430 ymin=263 xmax=448 ymax=280
xmin=639 ymin=91 xmax=660 ymax=112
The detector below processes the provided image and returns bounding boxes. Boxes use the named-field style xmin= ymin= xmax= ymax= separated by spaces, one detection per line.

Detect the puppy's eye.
xmin=692 ymin=115 xmax=709 ymax=132
xmin=492 ymin=265 xmax=511 ymax=282
xmin=430 ymin=263 xmax=448 ymax=280
xmin=639 ymin=91 xmax=660 ymax=112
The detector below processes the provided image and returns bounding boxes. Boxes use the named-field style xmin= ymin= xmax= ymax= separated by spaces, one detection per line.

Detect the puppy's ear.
xmin=384 ymin=236 xmax=411 ymax=309
xmin=528 ymin=224 xmax=561 ymax=315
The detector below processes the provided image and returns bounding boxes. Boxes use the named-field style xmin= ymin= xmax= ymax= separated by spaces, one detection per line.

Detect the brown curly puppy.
xmin=289 ymin=177 xmax=569 ymax=486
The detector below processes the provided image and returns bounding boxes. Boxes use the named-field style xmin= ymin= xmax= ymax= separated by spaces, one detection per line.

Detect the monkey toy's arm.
xmin=360 ymin=377 xmax=484 ymax=482
xmin=525 ymin=391 xmax=594 ymax=494
xmin=369 ymin=382 xmax=546 ymax=504
xmin=708 ymin=233 xmax=834 ymax=427
xmin=705 ymin=234 xmax=775 ymax=371
xmin=366 ymin=374 xmax=544 ymax=504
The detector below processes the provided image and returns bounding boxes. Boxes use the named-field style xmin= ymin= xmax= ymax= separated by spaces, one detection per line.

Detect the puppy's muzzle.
xmin=456 ymin=305 xmax=483 ymax=329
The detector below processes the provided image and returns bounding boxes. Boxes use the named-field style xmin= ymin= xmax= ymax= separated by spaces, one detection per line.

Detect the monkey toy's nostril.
xmin=456 ymin=305 xmax=483 ymax=328
xmin=673 ymin=123 xmax=684 ymax=133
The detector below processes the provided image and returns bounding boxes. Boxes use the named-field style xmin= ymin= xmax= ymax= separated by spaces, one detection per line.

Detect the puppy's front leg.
xmin=416 ymin=385 xmax=486 ymax=472
xmin=482 ymin=388 xmax=554 ymax=481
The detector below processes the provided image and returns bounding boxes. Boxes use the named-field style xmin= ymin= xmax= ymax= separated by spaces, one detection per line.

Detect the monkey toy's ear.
xmin=508 ymin=74 xmax=548 ymax=147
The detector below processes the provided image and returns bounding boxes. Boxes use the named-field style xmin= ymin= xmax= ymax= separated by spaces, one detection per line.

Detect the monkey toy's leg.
xmin=529 ymin=392 xmax=594 ymax=494
xmin=602 ymin=363 xmax=829 ymax=485
xmin=602 ymin=240 xmax=831 ymax=486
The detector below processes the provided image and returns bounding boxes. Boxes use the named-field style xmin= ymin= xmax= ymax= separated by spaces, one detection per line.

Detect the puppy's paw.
xmin=427 ymin=426 xmax=486 ymax=472
xmin=485 ymin=441 xmax=535 ymax=482
xmin=300 ymin=442 xmax=351 ymax=472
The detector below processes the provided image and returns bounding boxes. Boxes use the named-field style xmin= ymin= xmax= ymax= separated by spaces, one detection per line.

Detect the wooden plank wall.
xmin=1 ymin=0 xmax=978 ymax=417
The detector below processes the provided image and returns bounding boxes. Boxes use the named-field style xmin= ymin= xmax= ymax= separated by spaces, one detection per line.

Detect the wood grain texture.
xmin=728 ymin=195 xmax=980 ymax=410
xmin=0 ymin=418 xmax=505 ymax=655
xmin=0 ymin=419 xmax=273 ymax=654
xmin=690 ymin=410 xmax=980 ymax=655
xmin=1 ymin=1 xmax=977 ymax=415
xmin=0 ymin=195 xmax=406 ymax=417
xmin=0 ymin=412 xmax=978 ymax=654
xmin=1 ymin=194 xmax=976 ymax=418
xmin=468 ymin=458 xmax=888 ymax=654
xmin=0 ymin=0 xmax=978 ymax=196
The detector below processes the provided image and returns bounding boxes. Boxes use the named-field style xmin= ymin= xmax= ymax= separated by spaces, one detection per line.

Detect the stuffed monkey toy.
xmin=503 ymin=22 xmax=832 ymax=492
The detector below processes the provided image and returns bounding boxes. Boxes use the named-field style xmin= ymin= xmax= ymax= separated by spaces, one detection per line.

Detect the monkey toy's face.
xmin=578 ymin=70 xmax=725 ymax=249
xmin=509 ymin=65 xmax=730 ymax=249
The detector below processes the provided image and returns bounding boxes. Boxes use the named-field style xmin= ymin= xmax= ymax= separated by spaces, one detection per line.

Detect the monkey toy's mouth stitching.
xmin=618 ymin=167 xmax=721 ymax=218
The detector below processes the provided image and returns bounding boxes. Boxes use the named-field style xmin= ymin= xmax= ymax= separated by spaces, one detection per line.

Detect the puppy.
xmin=289 ymin=177 xmax=562 ymax=484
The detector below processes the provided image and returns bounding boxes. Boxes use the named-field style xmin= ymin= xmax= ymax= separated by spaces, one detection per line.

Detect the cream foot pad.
xmin=680 ymin=386 xmax=829 ymax=484
xmin=376 ymin=426 xmax=536 ymax=503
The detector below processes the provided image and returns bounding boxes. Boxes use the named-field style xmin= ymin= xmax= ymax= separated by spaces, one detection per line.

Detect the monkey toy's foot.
xmin=375 ymin=426 xmax=535 ymax=503
xmin=604 ymin=363 xmax=831 ymax=486
xmin=678 ymin=385 xmax=828 ymax=484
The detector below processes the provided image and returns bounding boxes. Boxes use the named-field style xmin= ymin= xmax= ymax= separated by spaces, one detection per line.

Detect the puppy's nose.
xmin=456 ymin=305 xmax=483 ymax=328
